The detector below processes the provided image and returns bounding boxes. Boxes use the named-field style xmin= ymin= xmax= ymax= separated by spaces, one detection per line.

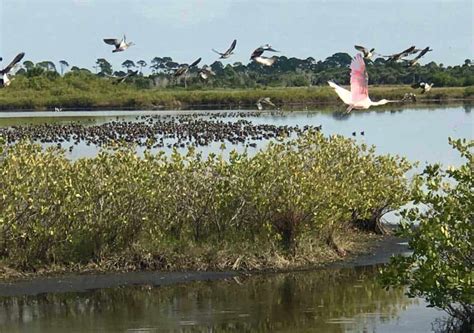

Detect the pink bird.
xmin=328 ymin=54 xmax=397 ymax=113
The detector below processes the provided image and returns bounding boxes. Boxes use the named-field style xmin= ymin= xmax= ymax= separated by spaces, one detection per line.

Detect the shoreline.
xmin=0 ymin=234 xmax=407 ymax=297
xmin=0 ymin=86 xmax=472 ymax=111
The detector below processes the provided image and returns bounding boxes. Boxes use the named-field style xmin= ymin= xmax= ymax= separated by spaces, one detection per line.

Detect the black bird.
xmin=352 ymin=132 xmax=356 ymax=136
xmin=360 ymin=131 xmax=365 ymax=136
xmin=212 ymin=39 xmax=237 ymax=59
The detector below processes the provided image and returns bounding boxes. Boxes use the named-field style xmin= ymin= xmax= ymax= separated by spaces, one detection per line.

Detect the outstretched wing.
xmin=350 ymin=54 xmax=369 ymax=102
xmin=190 ymin=57 xmax=201 ymax=67
xmin=328 ymin=81 xmax=352 ymax=105
xmin=0 ymin=52 xmax=25 ymax=74
xmin=226 ymin=39 xmax=237 ymax=54
xmin=354 ymin=45 xmax=367 ymax=53
xmin=104 ymin=38 xmax=120 ymax=47
xmin=250 ymin=48 xmax=264 ymax=59
xmin=212 ymin=49 xmax=223 ymax=56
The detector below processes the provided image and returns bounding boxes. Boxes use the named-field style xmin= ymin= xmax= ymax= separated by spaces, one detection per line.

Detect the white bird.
xmin=354 ymin=45 xmax=375 ymax=59
xmin=328 ymin=54 xmax=397 ymax=113
xmin=199 ymin=65 xmax=215 ymax=80
xmin=54 ymin=107 xmax=63 ymax=112
xmin=256 ymin=97 xmax=276 ymax=110
xmin=212 ymin=39 xmax=237 ymax=59
xmin=250 ymin=44 xmax=279 ymax=66
xmin=0 ymin=52 xmax=25 ymax=88
xmin=103 ymin=35 xmax=134 ymax=53
xmin=419 ymin=82 xmax=434 ymax=93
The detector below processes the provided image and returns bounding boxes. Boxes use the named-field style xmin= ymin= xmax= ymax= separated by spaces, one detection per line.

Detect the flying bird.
xmin=174 ymin=57 xmax=202 ymax=77
xmin=0 ymin=52 xmax=25 ymax=88
xmin=199 ymin=65 xmax=216 ymax=80
xmin=412 ymin=82 xmax=433 ymax=94
xmin=406 ymin=47 xmax=433 ymax=66
xmin=256 ymin=97 xmax=276 ymax=110
xmin=328 ymin=54 xmax=397 ymax=113
xmin=103 ymin=35 xmax=134 ymax=53
xmin=354 ymin=45 xmax=375 ymax=59
xmin=250 ymin=44 xmax=279 ymax=66
xmin=383 ymin=46 xmax=417 ymax=62
xmin=105 ymin=70 xmax=138 ymax=84
xmin=212 ymin=39 xmax=237 ymax=59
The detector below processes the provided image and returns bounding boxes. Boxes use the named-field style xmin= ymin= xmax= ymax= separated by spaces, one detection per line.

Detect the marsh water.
xmin=0 ymin=104 xmax=472 ymax=332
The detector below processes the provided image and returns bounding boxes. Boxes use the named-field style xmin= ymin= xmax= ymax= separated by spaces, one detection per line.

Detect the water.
xmin=0 ymin=266 xmax=445 ymax=333
xmin=0 ymin=104 xmax=472 ymax=167
xmin=0 ymin=104 xmax=470 ymax=332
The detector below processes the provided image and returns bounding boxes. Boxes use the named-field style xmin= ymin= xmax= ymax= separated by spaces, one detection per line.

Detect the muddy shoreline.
xmin=0 ymin=235 xmax=407 ymax=297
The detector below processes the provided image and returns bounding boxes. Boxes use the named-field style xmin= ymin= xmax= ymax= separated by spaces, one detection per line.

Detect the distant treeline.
xmin=14 ymin=53 xmax=474 ymax=89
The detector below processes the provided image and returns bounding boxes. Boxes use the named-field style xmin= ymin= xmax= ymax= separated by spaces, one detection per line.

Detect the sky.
xmin=1 ymin=0 xmax=472 ymax=73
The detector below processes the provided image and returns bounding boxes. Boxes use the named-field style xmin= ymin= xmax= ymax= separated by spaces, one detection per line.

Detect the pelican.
xmin=103 ymin=35 xmax=134 ymax=53
xmin=250 ymin=44 xmax=279 ymax=66
xmin=328 ymin=54 xmax=397 ymax=113
xmin=0 ymin=52 xmax=25 ymax=88
xmin=406 ymin=47 xmax=433 ymax=66
xmin=354 ymin=45 xmax=375 ymax=59
xmin=199 ymin=65 xmax=215 ymax=80
xmin=212 ymin=39 xmax=237 ymax=59
xmin=105 ymin=70 xmax=138 ymax=84
xmin=383 ymin=46 xmax=417 ymax=62
xmin=256 ymin=97 xmax=276 ymax=110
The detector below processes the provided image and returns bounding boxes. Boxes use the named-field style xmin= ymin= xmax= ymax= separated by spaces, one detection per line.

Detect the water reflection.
xmin=0 ymin=265 xmax=442 ymax=332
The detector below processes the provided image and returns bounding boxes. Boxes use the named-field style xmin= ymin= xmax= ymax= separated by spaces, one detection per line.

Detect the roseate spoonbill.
xmin=103 ymin=35 xmax=134 ymax=53
xmin=212 ymin=39 xmax=237 ymax=59
xmin=328 ymin=54 xmax=397 ymax=113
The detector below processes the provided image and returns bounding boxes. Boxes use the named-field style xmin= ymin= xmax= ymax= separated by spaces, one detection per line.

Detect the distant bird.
xmin=406 ymin=47 xmax=433 ymax=66
xmin=256 ymin=97 xmax=276 ymax=110
xmin=0 ymin=52 xmax=25 ymax=88
xmin=354 ymin=45 xmax=375 ymax=59
xmin=412 ymin=82 xmax=434 ymax=94
xmin=328 ymin=54 xmax=397 ymax=113
xmin=54 ymin=107 xmax=63 ymax=112
xmin=174 ymin=58 xmax=202 ymax=77
xmin=352 ymin=131 xmax=356 ymax=136
xmin=360 ymin=131 xmax=365 ymax=136
xmin=103 ymin=35 xmax=134 ymax=53
xmin=105 ymin=70 xmax=138 ymax=84
xmin=402 ymin=92 xmax=417 ymax=102
xmin=212 ymin=39 xmax=237 ymax=59
xmin=384 ymin=46 xmax=417 ymax=62
xmin=250 ymin=44 xmax=279 ymax=66
xmin=198 ymin=65 xmax=215 ymax=80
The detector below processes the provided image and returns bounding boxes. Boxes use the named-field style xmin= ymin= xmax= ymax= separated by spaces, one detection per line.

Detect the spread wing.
xmin=350 ymin=54 xmax=369 ymax=102
xmin=174 ymin=66 xmax=187 ymax=77
xmin=104 ymin=38 xmax=120 ymax=47
xmin=250 ymin=48 xmax=264 ymax=59
xmin=0 ymin=52 xmax=25 ymax=74
xmin=190 ymin=57 xmax=201 ymax=67
xmin=226 ymin=39 xmax=237 ymax=54
xmin=212 ymin=49 xmax=223 ymax=56
xmin=354 ymin=45 xmax=367 ymax=53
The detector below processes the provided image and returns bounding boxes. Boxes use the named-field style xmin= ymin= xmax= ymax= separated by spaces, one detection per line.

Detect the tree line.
xmin=14 ymin=53 xmax=474 ymax=89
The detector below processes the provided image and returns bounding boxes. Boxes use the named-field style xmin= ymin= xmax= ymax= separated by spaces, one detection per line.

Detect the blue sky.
xmin=1 ymin=0 xmax=472 ymax=73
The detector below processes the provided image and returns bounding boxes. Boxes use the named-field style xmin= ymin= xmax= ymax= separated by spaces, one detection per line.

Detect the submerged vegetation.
xmin=0 ymin=132 xmax=414 ymax=276
xmin=381 ymin=138 xmax=473 ymax=331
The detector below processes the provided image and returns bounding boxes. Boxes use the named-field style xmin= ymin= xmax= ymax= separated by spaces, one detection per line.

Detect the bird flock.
xmin=2 ymin=38 xmax=433 ymax=112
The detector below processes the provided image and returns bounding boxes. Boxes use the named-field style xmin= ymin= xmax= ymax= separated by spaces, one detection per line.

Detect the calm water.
xmin=0 ymin=104 xmax=472 ymax=167
xmin=0 ymin=266 xmax=445 ymax=333
xmin=0 ymin=104 xmax=470 ymax=332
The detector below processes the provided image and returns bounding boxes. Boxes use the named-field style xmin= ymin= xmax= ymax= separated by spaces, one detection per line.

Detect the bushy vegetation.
xmin=0 ymin=132 xmax=414 ymax=273
xmin=1 ymin=53 xmax=472 ymax=110
xmin=381 ymin=138 xmax=473 ymax=331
